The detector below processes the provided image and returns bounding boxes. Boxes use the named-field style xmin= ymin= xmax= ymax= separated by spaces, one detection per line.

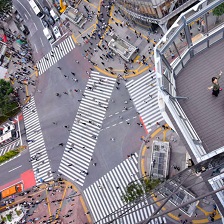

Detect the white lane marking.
xmin=17 ymin=115 xmax=22 ymax=146
xmin=8 ymin=165 xmax=22 ymax=173
xmin=34 ymin=44 xmax=38 ymax=53
xmin=24 ymin=14 xmax=28 ymax=20
xmin=40 ymin=37 xmax=44 ymax=47
xmin=34 ymin=23 xmax=38 ymax=31
xmin=29 ymin=29 xmax=33 ymax=37
xmin=17 ymin=0 xmax=31 ymax=17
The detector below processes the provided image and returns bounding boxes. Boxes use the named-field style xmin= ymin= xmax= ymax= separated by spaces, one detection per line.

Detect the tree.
xmin=121 ymin=177 xmax=161 ymax=204
xmin=0 ymin=79 xmax=19 ymax=122
xmin=0 ymin=0 xmax=12 ymax=15
xmin=213 ymin=3 xmax=224 ymax=23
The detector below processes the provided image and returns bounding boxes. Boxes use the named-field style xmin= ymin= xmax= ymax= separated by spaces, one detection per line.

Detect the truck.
xmin=0 ymin=183 xmax=23 ymax=200
xmin=43 ymin=27 xmax=55 ymax=44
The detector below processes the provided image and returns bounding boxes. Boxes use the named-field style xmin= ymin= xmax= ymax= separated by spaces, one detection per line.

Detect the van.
xmin=50 ymin=9 xmax=59 ymax=22
xmin=43 ymin=27 xmax=55 ymax=44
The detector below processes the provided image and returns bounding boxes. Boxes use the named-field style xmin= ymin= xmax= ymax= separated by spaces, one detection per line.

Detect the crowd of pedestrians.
xmin=1 ymin=179 xmax=88 ymax=223
xmin=3 ymin=27 xmax=36 ymax=104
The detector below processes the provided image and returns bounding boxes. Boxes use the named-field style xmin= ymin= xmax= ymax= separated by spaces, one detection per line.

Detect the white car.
xmin=53 ymin=26 xmax=61 ymax=39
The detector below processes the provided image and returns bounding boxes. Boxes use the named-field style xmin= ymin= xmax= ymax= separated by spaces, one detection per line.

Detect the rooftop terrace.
xmin=176 ymin=40 xmax=224 ymax=154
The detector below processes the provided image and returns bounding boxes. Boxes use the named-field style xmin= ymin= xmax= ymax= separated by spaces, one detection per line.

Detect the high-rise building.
xmin=115 ymin=0 xmax=201 ymax=32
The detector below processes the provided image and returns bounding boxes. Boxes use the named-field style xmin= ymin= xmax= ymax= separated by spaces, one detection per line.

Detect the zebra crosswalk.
xmin=0 ymin=139 xmax=20 ymax=156
xmin=36 ymin=36 xmax=76 ymax=75
xmin=23 ymin=97 xmax=53 ymax=184
xmin=58 ymin=71 xmax=116 ymax=186
xmin=126 ymin=72 xmax=164 ymax=133
xmin=83 ymin=153 xmax=166 ymax=224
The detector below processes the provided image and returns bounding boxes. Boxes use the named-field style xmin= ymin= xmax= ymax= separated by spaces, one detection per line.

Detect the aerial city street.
xmin=0 ymin=0 xmax=224 ymax=223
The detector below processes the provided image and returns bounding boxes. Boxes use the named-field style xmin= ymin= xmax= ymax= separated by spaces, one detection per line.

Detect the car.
xmin=15 ymin=14 xmax=23 ymax=22
xmin=43 ymin=6 xmax=50 ymax=16
xmin=53 ymin=26 xmax=61 ymax=39
xmin=41 ymin=19 xmax=49 ymax=28
xmin=19 ymin=24 xmax=30 ymax=35
xmin=47 ymin=16 xmax=55 ymax=26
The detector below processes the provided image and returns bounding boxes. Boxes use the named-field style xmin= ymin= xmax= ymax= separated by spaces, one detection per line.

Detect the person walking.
xmin=208 ymin=70 xmax=222 ymax=97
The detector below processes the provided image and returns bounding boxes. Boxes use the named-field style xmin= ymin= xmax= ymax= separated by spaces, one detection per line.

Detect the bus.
xmin=28 ymin=0 xmax=45 ymax=19
xmin=0 ymin=183 xmax=23 ymax=200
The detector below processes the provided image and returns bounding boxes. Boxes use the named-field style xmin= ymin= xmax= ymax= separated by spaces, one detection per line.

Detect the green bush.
xmin=0 ymin=149 xmax=19 ymax=164
xmin=6 ymin=213 xmax=12 ymax=221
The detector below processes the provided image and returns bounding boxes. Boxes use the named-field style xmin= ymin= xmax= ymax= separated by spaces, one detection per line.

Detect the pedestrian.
xmin=57 ymin=67 xmax=62 ymax=70
xmin=59 ymin=143 xmax=64 ymax=146
xmin=71 ymin=72 xmax=75 ymax=76
xmin=75 ymin=60 xmax=79 ymax=63
xmin=208 ymin=70 xmax=222 ymax=97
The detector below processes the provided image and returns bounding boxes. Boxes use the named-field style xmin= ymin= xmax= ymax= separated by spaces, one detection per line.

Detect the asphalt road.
xmin=0 ymin=150 xmax=31 ymax=184
xmin=2 ymin=0 xmax=146 ymax=190
xmin=13 ymin=0 xmax=55 ymax=59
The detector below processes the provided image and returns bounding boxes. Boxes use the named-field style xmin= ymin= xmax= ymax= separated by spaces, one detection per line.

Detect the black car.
xmin=43 ymin=6 xmax=50 ymax=16
xmin=41 ymin=19 xmax=49 ymax=28
xmin=47 ymin=16 xmax=55 ymax=26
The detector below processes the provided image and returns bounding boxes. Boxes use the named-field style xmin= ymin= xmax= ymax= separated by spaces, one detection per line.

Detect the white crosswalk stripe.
xmin=36 ymin=36 xmax=76 ymax=75
xmin=58 ymin=72 xmax=116 ymax=186
xmin=0 ymin=139 xmax=20 ymax=156
xmin=83 ymin=154 xmax=167 ymax=224
xmin=23 ymin=97 xmax=53 ymax=184
xmin=126 ymin=72 xmax=164 ymax=133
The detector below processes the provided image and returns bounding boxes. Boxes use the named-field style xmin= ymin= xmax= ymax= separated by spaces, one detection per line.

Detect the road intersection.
xmin=1 ymin=0 xmax=219 ymax=223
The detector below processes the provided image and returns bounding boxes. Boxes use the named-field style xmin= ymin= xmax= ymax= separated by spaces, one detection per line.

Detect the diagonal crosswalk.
xmin=83 ymin=153 xmax=167 ymax=224
xmin=58 ymin=71 xmax=116 ymax=186
xmin=36 ymin=36 xmax=76 ymax=75
xmin=126 ymin=72 xmax=164 ymax=133
xmin=23 ymin=97 xmax=53 ymax=184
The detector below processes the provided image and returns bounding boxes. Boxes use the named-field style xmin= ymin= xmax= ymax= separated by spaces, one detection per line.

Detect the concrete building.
xmin=108 ymin=34 xmax=139 ymax=62
xmin=115 ymin=0 xmax=201 ymax=33
xmin=149 ymin=140 xmax=170 ymax=180
xmin=154 ymin=0 xmax=224 ymax=217
xmin=61 ymin=6 xmax=87 ymax=28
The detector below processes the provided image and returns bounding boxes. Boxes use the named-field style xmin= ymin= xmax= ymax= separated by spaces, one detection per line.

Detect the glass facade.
xmin=116 ymin=0 xmax=199 ymax=31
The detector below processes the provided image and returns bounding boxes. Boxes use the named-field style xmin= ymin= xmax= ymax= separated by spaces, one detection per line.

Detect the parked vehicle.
xmin=41 ymin=19 xmax=49 ymax=28
xmin=18 ymin=24 xmax=30 ymax=35
xmin=47 ymin=16 xmax=55 ymax=26
xmin=53 ymin=26 xmax=61 ymax=39
xmin=43 ymin=6 xmax=50 ymax=16
xmin=50 ymin=9 xmax=60 ymax=21
xmin=43 ymin=27 xmax=55 ymax=44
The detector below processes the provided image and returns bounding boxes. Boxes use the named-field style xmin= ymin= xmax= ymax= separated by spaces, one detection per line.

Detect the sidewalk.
xmin=140 ymin=124 xmax=221 ymax=224
xmin=1 ymin=19 xmax=38 ymax=107
xmin=0 ymin=179 xmax=90 ymax=224
xmin=62 ymin=0 xmax=210 ymax=79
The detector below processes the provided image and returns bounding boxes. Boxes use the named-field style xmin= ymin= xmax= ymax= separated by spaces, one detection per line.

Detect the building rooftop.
xmin=175 ymin=40 xmax=224 ymax=154
xmin=108 ymin=34 xmax=138 ymax=62
xmin=150 ymin=140 xmax=170 ymax=179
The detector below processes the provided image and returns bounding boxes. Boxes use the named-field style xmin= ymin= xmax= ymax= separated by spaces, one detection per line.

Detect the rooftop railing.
xmin=155 ymin=0 xmax=224 ymax=163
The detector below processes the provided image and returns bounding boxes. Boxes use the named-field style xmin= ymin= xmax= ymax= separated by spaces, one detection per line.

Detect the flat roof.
xmin=150 ymin=140 xmax=170 ymax=179
xmin=175 ymin=40 xmax=224 ymax=154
